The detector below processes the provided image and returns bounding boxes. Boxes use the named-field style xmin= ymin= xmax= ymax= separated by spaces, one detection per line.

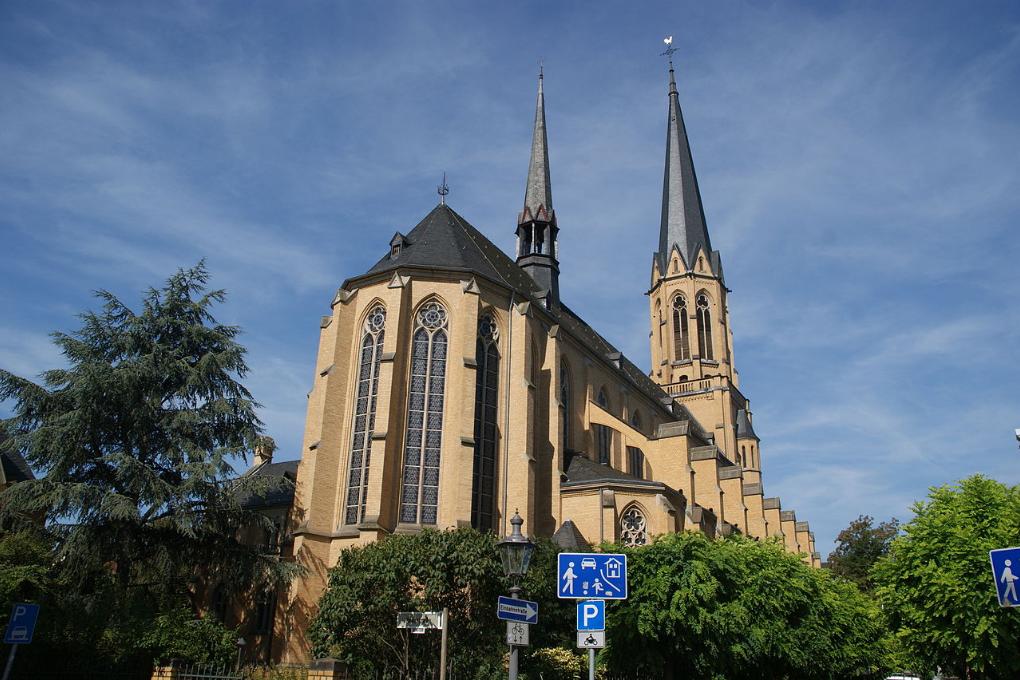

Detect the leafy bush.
xmin=602 ymin=531 xmax=888 ymax=680
xmin=141 ymin=607 xmax=237 ymax=666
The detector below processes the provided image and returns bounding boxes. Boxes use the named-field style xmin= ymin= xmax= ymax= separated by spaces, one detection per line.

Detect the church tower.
xmin=647 ymin=61 xmax=757 ymax=477
xmin=515 ymin=69 xmax=560 ymax=307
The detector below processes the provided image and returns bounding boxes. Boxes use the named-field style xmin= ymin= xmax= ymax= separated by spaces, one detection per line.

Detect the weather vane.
xmin=437 ymin=172 xmax=449 ymax=205
xmin=660 ymin=35 xmax=679 ymax=63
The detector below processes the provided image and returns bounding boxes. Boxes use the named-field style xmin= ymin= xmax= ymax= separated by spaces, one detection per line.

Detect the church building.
xmin=271 ymin=62 xmax=820 ymax=662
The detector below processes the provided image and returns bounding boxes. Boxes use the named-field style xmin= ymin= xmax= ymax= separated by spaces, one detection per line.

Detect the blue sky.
xmin=2 ymin=1 xmax=1019 ymax=551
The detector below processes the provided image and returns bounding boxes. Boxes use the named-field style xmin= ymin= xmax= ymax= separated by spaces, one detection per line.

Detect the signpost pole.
xmin=1 ymin=644 xmax=17 ymax=680
xmin=508 ymin=587 xmax=520 ymax=680
xmin=439 ymin=607 xmax=448 ymax=680
xmin=588 ymin=648 xmax=594 ymax=680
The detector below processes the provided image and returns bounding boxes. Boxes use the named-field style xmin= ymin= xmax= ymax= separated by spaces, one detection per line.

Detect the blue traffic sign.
xmin=576 ymin=600 xmax=605 ymax=631
xmin=557 ymin=553 xmax=627 ymax=600
xmin=3 ymin=603 xmax=40 ymax=645
xmin=497 ymin=596 xmax=539 ymax=624
xmin=990 ymin=547 xmax=1020 ymax=607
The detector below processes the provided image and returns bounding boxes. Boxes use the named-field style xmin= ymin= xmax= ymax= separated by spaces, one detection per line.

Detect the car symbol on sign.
xmin=580 ymin=558 xmax=597 ymax=570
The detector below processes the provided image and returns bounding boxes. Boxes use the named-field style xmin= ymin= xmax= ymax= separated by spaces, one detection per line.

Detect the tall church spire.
xmin=657 ymin=62 xmax=712 ymax=275
xmin=522 ymin=67 xmax=553 ymax=223
xmin=516 ymin=68 xmax=559 ymax=307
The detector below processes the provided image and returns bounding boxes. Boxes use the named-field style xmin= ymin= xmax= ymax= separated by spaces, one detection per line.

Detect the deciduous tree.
xmin=828 ymin=514 xmax=900 ymax=590
xmin=873 ymin=475 xmax=1020 ymax=679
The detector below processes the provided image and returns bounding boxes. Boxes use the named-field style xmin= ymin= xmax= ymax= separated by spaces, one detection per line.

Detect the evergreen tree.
xmin=0 ymin=262 xmax=298 ymax=613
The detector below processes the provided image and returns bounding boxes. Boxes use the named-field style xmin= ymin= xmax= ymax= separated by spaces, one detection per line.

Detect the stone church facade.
xmin=273 ymin=64 xmax=820 ymax=662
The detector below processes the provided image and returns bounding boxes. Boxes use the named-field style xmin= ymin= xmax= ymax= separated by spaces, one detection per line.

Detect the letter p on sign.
xmin=576 ymin=599 xmax=605 ymax=631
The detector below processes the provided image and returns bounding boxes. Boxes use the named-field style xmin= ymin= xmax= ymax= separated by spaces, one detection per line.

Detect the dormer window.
xmin=389 ymin=232 xmax=409 ymax=260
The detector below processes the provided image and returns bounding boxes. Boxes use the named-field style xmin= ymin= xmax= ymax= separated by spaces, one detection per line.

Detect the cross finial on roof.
xmin=437 ymin=172 xmax=449 ymax=205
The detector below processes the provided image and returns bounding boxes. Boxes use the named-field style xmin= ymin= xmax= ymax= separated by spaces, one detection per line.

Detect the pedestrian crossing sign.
xmin=989 ymin=547 xmax=1020 ymax=607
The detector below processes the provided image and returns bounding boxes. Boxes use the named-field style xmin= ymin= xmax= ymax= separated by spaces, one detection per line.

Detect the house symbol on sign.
xmin=605 ymin=558 xmax=622 ymax=579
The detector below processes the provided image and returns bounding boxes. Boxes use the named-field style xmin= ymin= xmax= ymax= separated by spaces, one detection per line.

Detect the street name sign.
xmin=577 ymin=630 xmax=605 ymax=649
xmin=496 ymin=596 xmax=539 ymax=624
xmin=396 ymin=611 xmax=444 ymax=633
xmin=3 ymin=603 xmax=40 ymax=645
xmin=989 ymin=547 xmax=1020 ymax=607
xmin=576 ymin=600 xmax=605 ymax=631
xmin=557 ymin=553 xmax=627 ymax=599
xmin=506 ymin=621 xmax=530 ymax=647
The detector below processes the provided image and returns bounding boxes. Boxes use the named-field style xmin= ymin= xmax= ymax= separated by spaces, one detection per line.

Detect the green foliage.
xmin=0 ymin=530 xmax=52 ymax=607
xmin=522 ymin=646 xmax=587 ymax=679
xmin=309 ymin=528 xmax=576 ymax=678
xmin=828 ymin=514 xmax=900 ymax=591
xmin=873 ymin=475 xmax=1020 ymax=679
xmin=602 ymin=532 xmax=888 ymax=680
xmin=140 ymin=607 xmax=238 ymax=666
xmin=0 ymin=262 xmax=299 ymax=611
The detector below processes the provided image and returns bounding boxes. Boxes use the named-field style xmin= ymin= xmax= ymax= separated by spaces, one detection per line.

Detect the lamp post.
xmin=497 ymin=511 xmax=535 ymax=680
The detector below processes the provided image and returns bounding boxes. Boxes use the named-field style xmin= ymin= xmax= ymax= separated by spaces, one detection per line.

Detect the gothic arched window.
xmin=399 ymin=301 xmax=449 ymax=525
xmin=672 ymin=295 xmax=691 ymax=361
xmin=343 ymin=305 xmax=386 ymax=525
xmin=471 ymin=313 xmax=500 ymax=532
xmin=621 ymin=506 xmax=648 ymax=546
xmin=559 ymin=364 xmax=571 ymax=450
xmin=597 ymin=388 xmax=608 ymax=409
xmin=630 ymin=410 xmax=642 ymax=431
xmin=696 ymin=293 xmax=714 ymax=361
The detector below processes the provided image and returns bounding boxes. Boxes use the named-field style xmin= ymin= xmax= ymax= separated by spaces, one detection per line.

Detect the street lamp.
xmin=497 ymin=511 xmax=535 ymax=680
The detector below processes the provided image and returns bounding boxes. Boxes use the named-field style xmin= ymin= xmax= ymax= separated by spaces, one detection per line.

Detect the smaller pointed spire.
xmin=522 ymin=68 xmax=553 ymax=224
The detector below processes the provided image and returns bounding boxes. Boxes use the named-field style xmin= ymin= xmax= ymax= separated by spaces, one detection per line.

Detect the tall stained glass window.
xmin=696 ymin=293 xmax=714 ymax=360
xmin=399 ymin=301 xmax=449 ymax=525
xmin=672 ymin=295 xmax=691 ymax=361
xmin=471 ymin=313 xmax=500 ymax=531
xmin=343 ymin=305 xmax=386 ymax=525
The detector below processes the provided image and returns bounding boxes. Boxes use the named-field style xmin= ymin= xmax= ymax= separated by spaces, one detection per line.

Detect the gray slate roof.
xmin=656 ymin=64 xmax=717 ymax=276
xmin=563 ymin=454 xmax=663 ymax=489
xmin=363 ymin=204 xmax=544 ymax=298
xmin=735 ymin=408 xmax=758 ymax=440
xmin=551 ymin=519 xmax=588 ymax=549
xmin=238 ymin=460 xmax=299 ymax=509
xmin=0 ymin=434 xmax=34 ymax=483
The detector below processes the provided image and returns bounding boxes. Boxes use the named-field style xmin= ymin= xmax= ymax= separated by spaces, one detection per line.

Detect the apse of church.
xmin=275 ymin=63 xmax=819 ymax=663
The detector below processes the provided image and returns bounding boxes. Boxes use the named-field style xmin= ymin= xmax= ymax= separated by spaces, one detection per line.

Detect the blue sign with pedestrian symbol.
xmin=3 ymin=603 xmax=40 ymax=644
xmin=496 ymin=596 xmax=539 ymax=624
xmin=576 ymin=600 xmax=605 ymax=631
xmin=990 ymin=547 xmax=1020 ymax=607
xmin=557 ymin=553 xmax=627 ymax=600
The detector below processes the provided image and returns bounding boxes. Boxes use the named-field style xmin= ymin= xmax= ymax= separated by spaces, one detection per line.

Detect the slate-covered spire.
xmin=657 ymin=62 xmax=713 ymax=274
xmin=516 ymin=68 xmax=559 ymax=307
xmin=521 ymin=68 xmax=554 ymax=224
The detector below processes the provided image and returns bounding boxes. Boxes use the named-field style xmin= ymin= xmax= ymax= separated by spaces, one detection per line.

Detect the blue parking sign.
xmin=989 ymin=547 xmax=1020 ymax=607
xmin=557 ymin=553 xmax=627 ymax=600
xmin=576 ymin=600 xmax=605 ymax=631
xmin=3 ymin=603 xmax=40 ymax=644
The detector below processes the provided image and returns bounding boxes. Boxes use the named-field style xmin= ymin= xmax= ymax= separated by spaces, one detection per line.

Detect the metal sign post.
xmin=396 ymin=609 xmax=448 ymax=680
xmin=3 ymin=603 xmax=40 ymax=680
